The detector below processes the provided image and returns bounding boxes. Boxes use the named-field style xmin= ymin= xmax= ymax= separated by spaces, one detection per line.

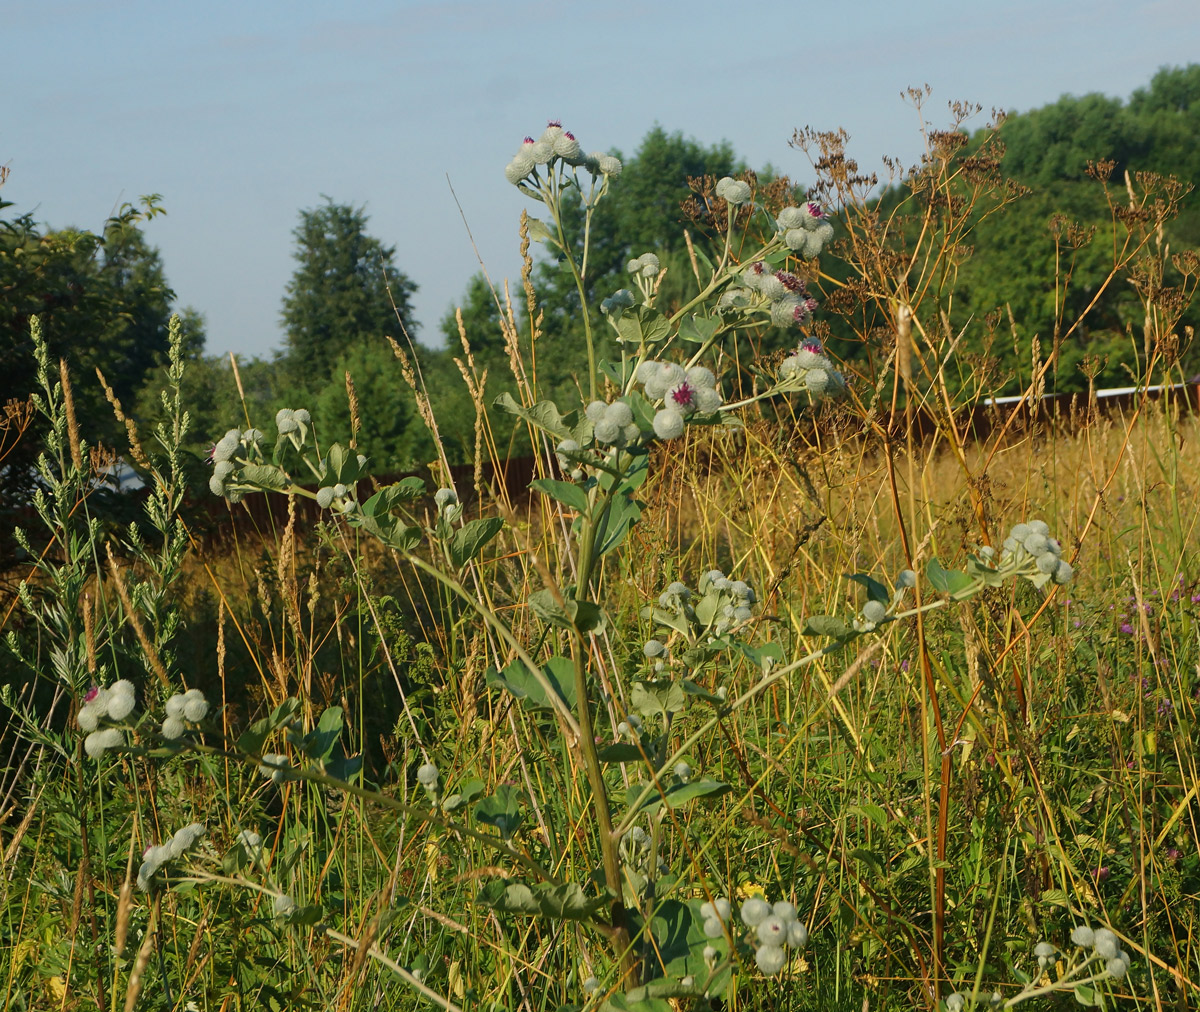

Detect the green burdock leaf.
xmin=627 ymin=777 xmax=730 ymax=816
xmin=677 ymin=313 xmax=719 ymax=345
xmin=597 ymin=743 xmax=646 ymax=763
xmin=494 ymin=391 xmax=571 ymax=440
xmin=593 ymin=493 xmax=642 ymax=558
xmin=353 ymin=513 xmax=422 ymax=552
xmin=524 ymin=217 xmax=555 ymax=245
xmin=449 ymin=516 xmax=504 ymax=568
xmin=926 ymin=558 xmax=975 ymax=598
xmin=301 ymin=705 xmax=342 ymax=760
xmin=237 ymin=697 xmax=301 ymax=755
xmin=631 ymin=679 xmax=686 ymax=720
xmin=529 ymin=590 xmax=605 ymax=633
xmin=615 ymin=305 xmax=670 ymax=346
xmin=361 ymin=478 xmax=424 ymax=516
xmin=485 ymin=655 xmax=576 ymax=712
xmin=847 ymin=572 xmax=890 ymax=604
xmin=530 ymin=478 xmax=590 ymax=513
xmin=324 ymin=443 xmax=364 ymax=484
xmin=802 ymin=614 xmax=852 ymax=639
xmin=474 ymin=784 xmax=524 ymax=839
xmin=239 ymin=463 xmax=290 ymax=491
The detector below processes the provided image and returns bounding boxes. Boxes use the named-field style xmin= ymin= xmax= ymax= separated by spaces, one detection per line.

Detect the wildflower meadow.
xmin=2 ymin=103 xmax=1199 ymax=1012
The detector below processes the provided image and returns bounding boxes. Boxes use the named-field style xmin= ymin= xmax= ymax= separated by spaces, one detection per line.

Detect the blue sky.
xmin=6 ymin=0 xmax=1199 ymax=360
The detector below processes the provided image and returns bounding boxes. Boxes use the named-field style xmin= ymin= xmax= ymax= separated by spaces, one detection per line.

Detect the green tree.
xmin=1 ymin=193 xmax=191 ymax=442
xmin=280 ymin=199 xmax=418 ymax=387
xmin=312 ymin=342 xmax=430 ymax=473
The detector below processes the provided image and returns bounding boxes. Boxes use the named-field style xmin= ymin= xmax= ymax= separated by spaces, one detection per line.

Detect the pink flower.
xmin=670 ymin=382 xmax=697 ymax=410
xmin=775 ymin=271 xmax=805 ymax=293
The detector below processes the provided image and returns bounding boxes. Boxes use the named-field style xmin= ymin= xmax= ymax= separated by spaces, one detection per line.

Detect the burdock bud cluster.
xmin=504 ymin=121 xmax=621 ymax=186
xmin=699 ymin=569 xmax=757 ymax=634
xmin=1083 ymin=927 xmax=1132 ymax=979
xmin=137 ymin=822 xmax=206 ymax=891
xmin=417 ymin=761 xmax=439 ymax=794
xmin=635 ymin=361 xmax=722 ymax=442
xmin=161 ymin=688 xmax=208 ymax=740
xmin=999 ymin=519 xmax=1074 ymax=586
xmin=700 ymin=894 xmax=808 ymax=977
xmin=553 ymin=438 xmax=587 ymax=482
xmin=600 ymin=288 xmax=636 ymax=317
xmin=79 ymin=680 xmax=136 ymax=758
xmin=274 ymin=407 xmax=311 ymax=438
xmin=715 ymin=176 xmax=752 ymax=206
xmin=585 ymin=398 xmax=640 ymax=449
xmin=777 ymin=338 xmax=847 ymax=400
xmin=626 ymin=252 xmax=660 ymax=278
xmin=78 ymin=680 xmax=136 ymax=732
xmin=619 ymin=826 xmax=652 ymax=869
xmin=857 ymin=599 xmax=888 ymax=631
xmin=209 ymin=426 xmax=272 ymax=499
xmin=736 ymin=261 xmax=820 ymax=329
xmin=260 ymin=753 xmax=290 ymax=784
xmin=777 ymin=202 xmax=834 ymax=257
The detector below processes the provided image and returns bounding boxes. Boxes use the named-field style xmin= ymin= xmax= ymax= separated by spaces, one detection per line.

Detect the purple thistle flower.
xmin=670 ymin=382 xmax=697 ymax=410
xmin=1120 ymin=623 xmax=1135 ymax=635
xmin=775 ymin=271 xmax=805 ymax=293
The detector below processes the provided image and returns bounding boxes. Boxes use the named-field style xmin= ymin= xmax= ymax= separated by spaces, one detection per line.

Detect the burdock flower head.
xmin=715 ymin=176 xmax=752 ymax=206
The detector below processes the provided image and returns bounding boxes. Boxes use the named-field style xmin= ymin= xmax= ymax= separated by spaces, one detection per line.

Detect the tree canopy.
xmin=280 ymin=199 xmax=418 ymax=388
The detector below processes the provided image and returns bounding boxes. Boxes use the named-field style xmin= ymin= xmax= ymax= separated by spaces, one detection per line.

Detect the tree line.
xmin=3 ymin=65 xmax=1198 ymax=518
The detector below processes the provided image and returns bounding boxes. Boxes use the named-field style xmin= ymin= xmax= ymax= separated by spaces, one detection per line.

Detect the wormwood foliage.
xmin=3 ymin=109 xmax=1199 ymax=1012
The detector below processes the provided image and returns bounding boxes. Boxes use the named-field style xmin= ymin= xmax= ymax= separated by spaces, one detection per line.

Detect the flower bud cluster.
xmin=699 ymin=569 xmax=757 ymax=634
xmin=699 ymin=894 xmax=808 ymax=977
xmin=1069 ymin=926 xmax=1133 ymax=979
xmin=944 ymin=993 xmax=1002 ymax=1012
xmin=777 ymin=203 xmax=834 ymax=257
xmin=619 ymin=825 xmax=652 ymax=869
xmin=585 ymin=398 xmax=641 ymax=448
xmin=260 ymin=753 xmax=290 ymax=784
xmin=720 ymin=261 xmax=821 ymax=331
xmin=137 ymin=822 xmax=205 ymax=891
xmin=715 ymin=176 xmax=752 ymax=206
xmin=626 ymin=253 xmax=660 ymax=278
xmin=504 ymin=121 xmax=622 ymax=188
xmin=599 ymin=289 xmax=636 ymax=317
xmin=209 ymin=428 xmax=267 ymax=499
xmin=999 ymin=520 xmax=1074 ymax=585
xmin=777 ymin=338 xmax=847 ymax=400
xmin=79 ymin=680 xmax=136 ymax=758
xmin=78 ymin=679 xmax=136 ymax=733
xmin=273 ymin=407 xmax=311 ymax=440
xmin=417 ymin=761 xmax=439 ymax=793
xmin=634 ymin=361 xmax=722 ymax=441
xmin=553 ymin=439 xmax=586 ymax=482
xmin=237 ymin=829 xmax=263 ymax=855
xmin=161 ymin=688 xmax=208 ymax=740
